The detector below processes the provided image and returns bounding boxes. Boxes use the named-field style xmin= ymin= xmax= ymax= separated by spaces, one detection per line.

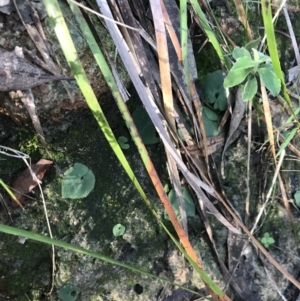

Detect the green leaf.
xmin=294 ymin=191 xmax=300 ymax=207
xmin=232 ymin=47 xmax=251 ymax=60
xmin=242 ymin=76 xmax=258 ymax=101
xmin=231 ymin=57 xmax=258 ymax=71
xmin=202 ymin=70 xmax=227 ymax=111
xmin=203 ymin=106 xmax=221 ymax=137
xmin=113 ymin=223 xmax=126 ymax=236
xmin=276 ymin=127 xmax=297 ymax=157
xmin=164 ymin=184 xmax=195 ymax=220
xmin=58 ymin=284 xmax=80 ymax=301
xmin=118 ymin=136 xmax=130 ymax=149
xmin=163 ymin=183 xmax=170 ymax=193
xmin=132 ymin=105 xmax=160 ymax=145
xmin=252 ymin=48 xmax=271 ymax=64
xmin=203 ymin=106 xmax=219 ymax=121
xmin=244 ymin=38 xmax=261 ymax=52
xmin=260 ymin=232 xmax=275 ymax=248
xmin=62 ymin=163 xmax=95 ymax=199
xmin=224 ymin=67 xmax=254 ymax=88
xmin=258 ymin=67 xmax=281 ymax=96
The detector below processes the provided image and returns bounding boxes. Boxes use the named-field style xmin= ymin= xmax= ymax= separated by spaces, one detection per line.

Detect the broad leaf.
xmin=231 ymin=57 xmax=257 ymax=71
xmin=242 ymin=76 xmax=258 ymax=101
xmin=132 ymin=105 xmax=160 ymax=145
xmin=224 ymin=67 xmax=254 ymax=88
xmin=113 ymin=224 xmax=126 ymax=236
xmin=202 ymin=70 xmax=227 ymax=111
xmin=203 ymin=106 xmax=222 ymax=137
xmin=62 ymin=163 xmax=95 ymax=199
xmin=294 ymin=190 xmax=300 ymax=207
xmin=232 ymin=47 xmax=251 ymax=60
xmin=258 ymin=67 xmax=281 ymax=96
xmin=164 ymin=184 xmax=195 ymax=220
xmin=58 ymin=284 xmax=80 ymax=301
xmin=252 ymin=48 xmax=271 ymax=64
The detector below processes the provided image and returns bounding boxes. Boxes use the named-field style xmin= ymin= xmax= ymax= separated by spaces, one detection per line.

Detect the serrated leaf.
xmin=242 ymin=76 xmax=258 ymax=101
xmin=113 ymin=223 xmax=126 ymax=236
xmin=258 ymin=67 xmax=281 ymax=96
xmin=118 ymin=136 xmax=130 ymax=149
xmin=202 ymin=70 xmax=227 ymax=111
xmin=232 ymin=47 xmax=251 ymax=60
xmin=294 ymin=191 xmax=300 ymax=207
xmin=132 ymin=105 xmax=160 ymax=145
xmin=224 ymin=67 xmax=253 ymax=88
xmin=62 ymin=163 xmax=95 ymax=199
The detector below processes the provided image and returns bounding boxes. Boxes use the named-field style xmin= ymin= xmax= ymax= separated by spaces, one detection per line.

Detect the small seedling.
xmin=224 ymin=46 xmax=281 ymax=101
xmin=261 ymin=232 xmax=275 ymax=248
xmin=113 ymin=223 xmax=126 ymax=236
xmin=118 ymin=136 xmax=130 ymax=149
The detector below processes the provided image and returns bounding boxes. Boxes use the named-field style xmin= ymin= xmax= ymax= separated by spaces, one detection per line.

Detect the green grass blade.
xmin=180 ymin=0 xmax=189 ymax=89
xmin=260 ymin=0 xmax=293 ymax=109
xmin=276 ymin=127 xmax=298 ymax=157
xmin=190 ymin=0 xmax=230 ymax=69
xmin=0 ymin=223 xmax=201 ymax=296
xmin=41 ymin=1 xmax=226 ymax=295
xmin=42 ymin=0 xmax=145 ymax=198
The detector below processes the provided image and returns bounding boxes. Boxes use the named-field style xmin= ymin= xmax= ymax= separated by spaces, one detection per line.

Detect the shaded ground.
xmin=2 ymin=0 xmax=300 ymax=301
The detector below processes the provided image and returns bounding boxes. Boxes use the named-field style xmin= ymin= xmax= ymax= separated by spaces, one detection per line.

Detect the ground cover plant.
xmin=1 ymin=0 xmax=300 ymax=300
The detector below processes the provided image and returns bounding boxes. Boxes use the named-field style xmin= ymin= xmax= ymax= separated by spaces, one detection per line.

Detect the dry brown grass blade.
xmin=113 ymin=0 xmax=161 ymax=102
xmin=261 ymin=80 xmax=276 ymax=159
xmin=152 ymin=0 xmax=190 ymax=246
xmin=231 ymin=0 xmax=253 ymax=40
xmin=221 ymin=88 xmax=246 ymax=178
xmin=261 ymin=81 xmax=293 ymax=220
xmin=160 ymin=0 xmax=209 ymax=161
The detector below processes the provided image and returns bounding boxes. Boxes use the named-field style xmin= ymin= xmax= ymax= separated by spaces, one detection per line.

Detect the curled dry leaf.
xmin=11 ymin=159 xmax=53 ymax=207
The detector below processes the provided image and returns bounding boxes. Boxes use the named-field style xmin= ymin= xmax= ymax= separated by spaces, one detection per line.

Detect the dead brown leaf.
xmin=11 ymin=159 xmax=53 ymax=207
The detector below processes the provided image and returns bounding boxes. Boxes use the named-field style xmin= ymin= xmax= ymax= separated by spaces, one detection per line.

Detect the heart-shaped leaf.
xmin=113 ymin=223 xmax=126 ymax=236
xmin=294 ymin=190 xmax=300 ymax=207
xmin=202 ymin=70 xmax=227 ymax=111
xmin=62 ymin=163 xmax=95 ymax=199
xmin=58 ymin=284 xmax=80 ymax=301
xmin=132 ymin=105 xmax=160 ymax=145
xmin=203 ymin=106 xmax=222 ymax=137
xmin=164 ymin=184 xmax=195 ymax=220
